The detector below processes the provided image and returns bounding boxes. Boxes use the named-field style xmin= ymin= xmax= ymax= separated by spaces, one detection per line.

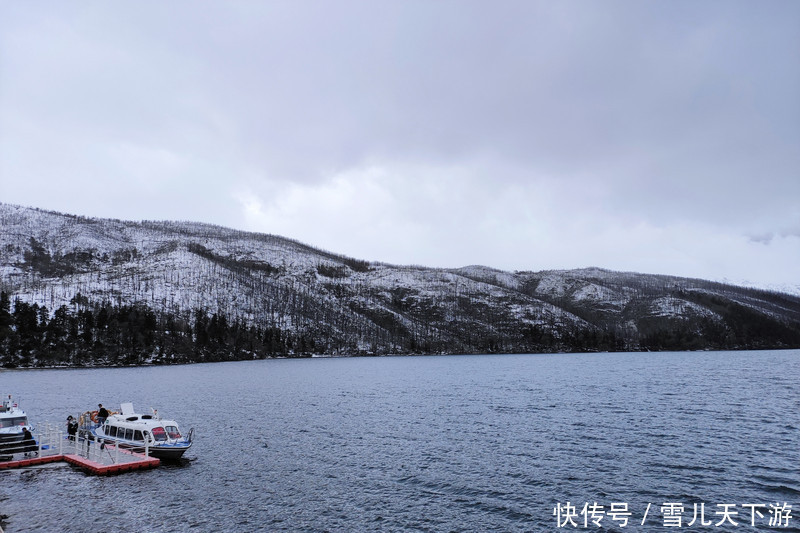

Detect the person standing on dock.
xmin=97 ymin=404 xmax=109 ymax=425
xmin=66 ymin=416 xmax=78 ymax=440
xmin=21 ymin=428 xmax=36 ymax=456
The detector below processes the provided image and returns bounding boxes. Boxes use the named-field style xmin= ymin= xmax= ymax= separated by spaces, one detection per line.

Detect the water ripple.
xmin=1 ymin=350 xmax=798 ymax=532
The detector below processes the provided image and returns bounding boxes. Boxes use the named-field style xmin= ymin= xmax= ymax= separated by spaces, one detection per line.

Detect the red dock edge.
xmin=0 ymin=448 xmax=160 ymax=476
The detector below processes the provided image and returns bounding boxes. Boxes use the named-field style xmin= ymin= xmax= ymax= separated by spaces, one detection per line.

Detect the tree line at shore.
xmin=0 ymin=291 xmax=314 ymax=367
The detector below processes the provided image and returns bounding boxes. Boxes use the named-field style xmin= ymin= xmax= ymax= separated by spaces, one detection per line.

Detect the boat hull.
xmin=92 ymin=433 xmax=191 ymax=461
xmin=147 ymin=445 xmax=191 ymax=461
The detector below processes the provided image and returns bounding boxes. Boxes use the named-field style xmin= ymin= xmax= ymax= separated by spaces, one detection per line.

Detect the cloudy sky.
xmin=1 ymin=1 xmax=798 ymax=290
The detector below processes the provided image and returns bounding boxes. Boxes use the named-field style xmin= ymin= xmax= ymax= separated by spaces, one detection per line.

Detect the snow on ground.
xmin=455 ymin=265 xmax=522 ymax=290
xmin=534 ymin=274 xmax=572 ymax=298
xmin=570 ymin=283 xmax=628 ymax=309
xmin=648 ymin=296 xmax=719 ymax=320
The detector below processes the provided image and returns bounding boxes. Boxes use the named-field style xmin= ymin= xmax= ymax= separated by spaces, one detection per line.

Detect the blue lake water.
xmin=1 ymin=350 xmax=798 ymax=532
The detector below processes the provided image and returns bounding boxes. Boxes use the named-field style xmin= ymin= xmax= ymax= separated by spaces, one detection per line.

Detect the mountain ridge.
xmin=2 ymin=202 xmax=800 ymax=365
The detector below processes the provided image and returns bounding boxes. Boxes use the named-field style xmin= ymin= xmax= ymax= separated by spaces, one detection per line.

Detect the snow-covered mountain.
xmin=2 ymin=203 xmax=800 ymax=364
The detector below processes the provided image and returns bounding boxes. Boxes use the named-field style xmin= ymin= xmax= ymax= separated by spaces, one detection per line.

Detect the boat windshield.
xmin=0 ymin=416 xmax=27 ymax=428
xmin=165 ymin=426 xmax=181 ymax=439
xmin=151 ymin=427 xmax=168 ymax=442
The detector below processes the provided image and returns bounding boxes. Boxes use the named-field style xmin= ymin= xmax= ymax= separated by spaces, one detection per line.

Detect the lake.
xmin=1 ymin=350 xmax=798 ymax=532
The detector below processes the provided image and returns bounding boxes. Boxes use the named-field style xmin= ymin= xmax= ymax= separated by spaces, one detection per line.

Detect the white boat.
xmin=0 ymin=395 xmax=34 ymax=455
xmin=86 ymin=402 xmax=193 ymax=461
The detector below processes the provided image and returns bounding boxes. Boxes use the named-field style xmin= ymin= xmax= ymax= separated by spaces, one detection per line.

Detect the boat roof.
xmin=106 ymin=412 xmax=179 ymax=427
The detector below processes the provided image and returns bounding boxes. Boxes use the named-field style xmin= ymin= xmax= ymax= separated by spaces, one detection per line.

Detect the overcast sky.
xmin=1 ymin=1 xmax=798 ymax=290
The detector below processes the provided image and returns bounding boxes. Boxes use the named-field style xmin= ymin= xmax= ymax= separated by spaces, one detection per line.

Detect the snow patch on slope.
xmin=648 ymin=297 xmax=719 ymax=320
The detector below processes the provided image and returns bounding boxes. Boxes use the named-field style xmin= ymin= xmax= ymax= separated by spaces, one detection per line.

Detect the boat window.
xmin=151 ymin=427 xmax=167 ymax=442
xmin=124 ymin=428 xmax=134 ymax=441
xmin=0 ymin=416 xmax=27 ymax=428
xmin=107 ymin=426 xmax=117 ymax=438
xmin=165 ymin=426 xmax=181 ymax=439
xmin=133 ymin=430 xmax=144 ymax=442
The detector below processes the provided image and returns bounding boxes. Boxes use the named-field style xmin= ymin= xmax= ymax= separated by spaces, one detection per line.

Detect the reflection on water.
xmin=1 ymin=350 xmax=798 ymax=532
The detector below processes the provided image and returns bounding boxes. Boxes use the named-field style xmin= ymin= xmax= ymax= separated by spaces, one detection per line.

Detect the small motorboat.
xmin=0 ymin=395 xmax=35 ymax=457
xmin=85 ymin=402 xmax=193 ymax=461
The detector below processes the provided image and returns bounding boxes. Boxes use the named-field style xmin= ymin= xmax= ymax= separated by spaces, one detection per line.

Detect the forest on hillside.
xmin=2 ymin=288 xmax=800 ymax=368
xmin=0 ymin=291 xmax=313 ymax=367
xmin=0 ymin=290 xmax=625 ymax=367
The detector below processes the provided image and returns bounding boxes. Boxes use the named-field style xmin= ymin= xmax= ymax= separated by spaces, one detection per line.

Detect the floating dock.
xmin=0 ymin=449 xmax=159 ymax=476
xmin=0 ymin=426 xmax=160 ymax=476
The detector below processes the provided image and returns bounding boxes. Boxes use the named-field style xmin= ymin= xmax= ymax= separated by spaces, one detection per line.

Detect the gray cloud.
xmin=1 ymin=0 xmax=798 ymax=288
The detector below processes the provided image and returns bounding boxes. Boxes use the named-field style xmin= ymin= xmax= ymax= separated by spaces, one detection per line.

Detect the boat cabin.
xmin=100 ymin=421 xmax=182 ymax=443
xmin=99 ymin=403 xmax=183 ymax=445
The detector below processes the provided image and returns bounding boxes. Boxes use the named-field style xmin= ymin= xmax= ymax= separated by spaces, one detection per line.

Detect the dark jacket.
xmin=22 ymin=429 xmax=36 ymax=453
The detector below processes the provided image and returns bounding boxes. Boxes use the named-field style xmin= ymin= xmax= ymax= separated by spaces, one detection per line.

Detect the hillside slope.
xmin=2 ymin=203 xmax=799 ymax=365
